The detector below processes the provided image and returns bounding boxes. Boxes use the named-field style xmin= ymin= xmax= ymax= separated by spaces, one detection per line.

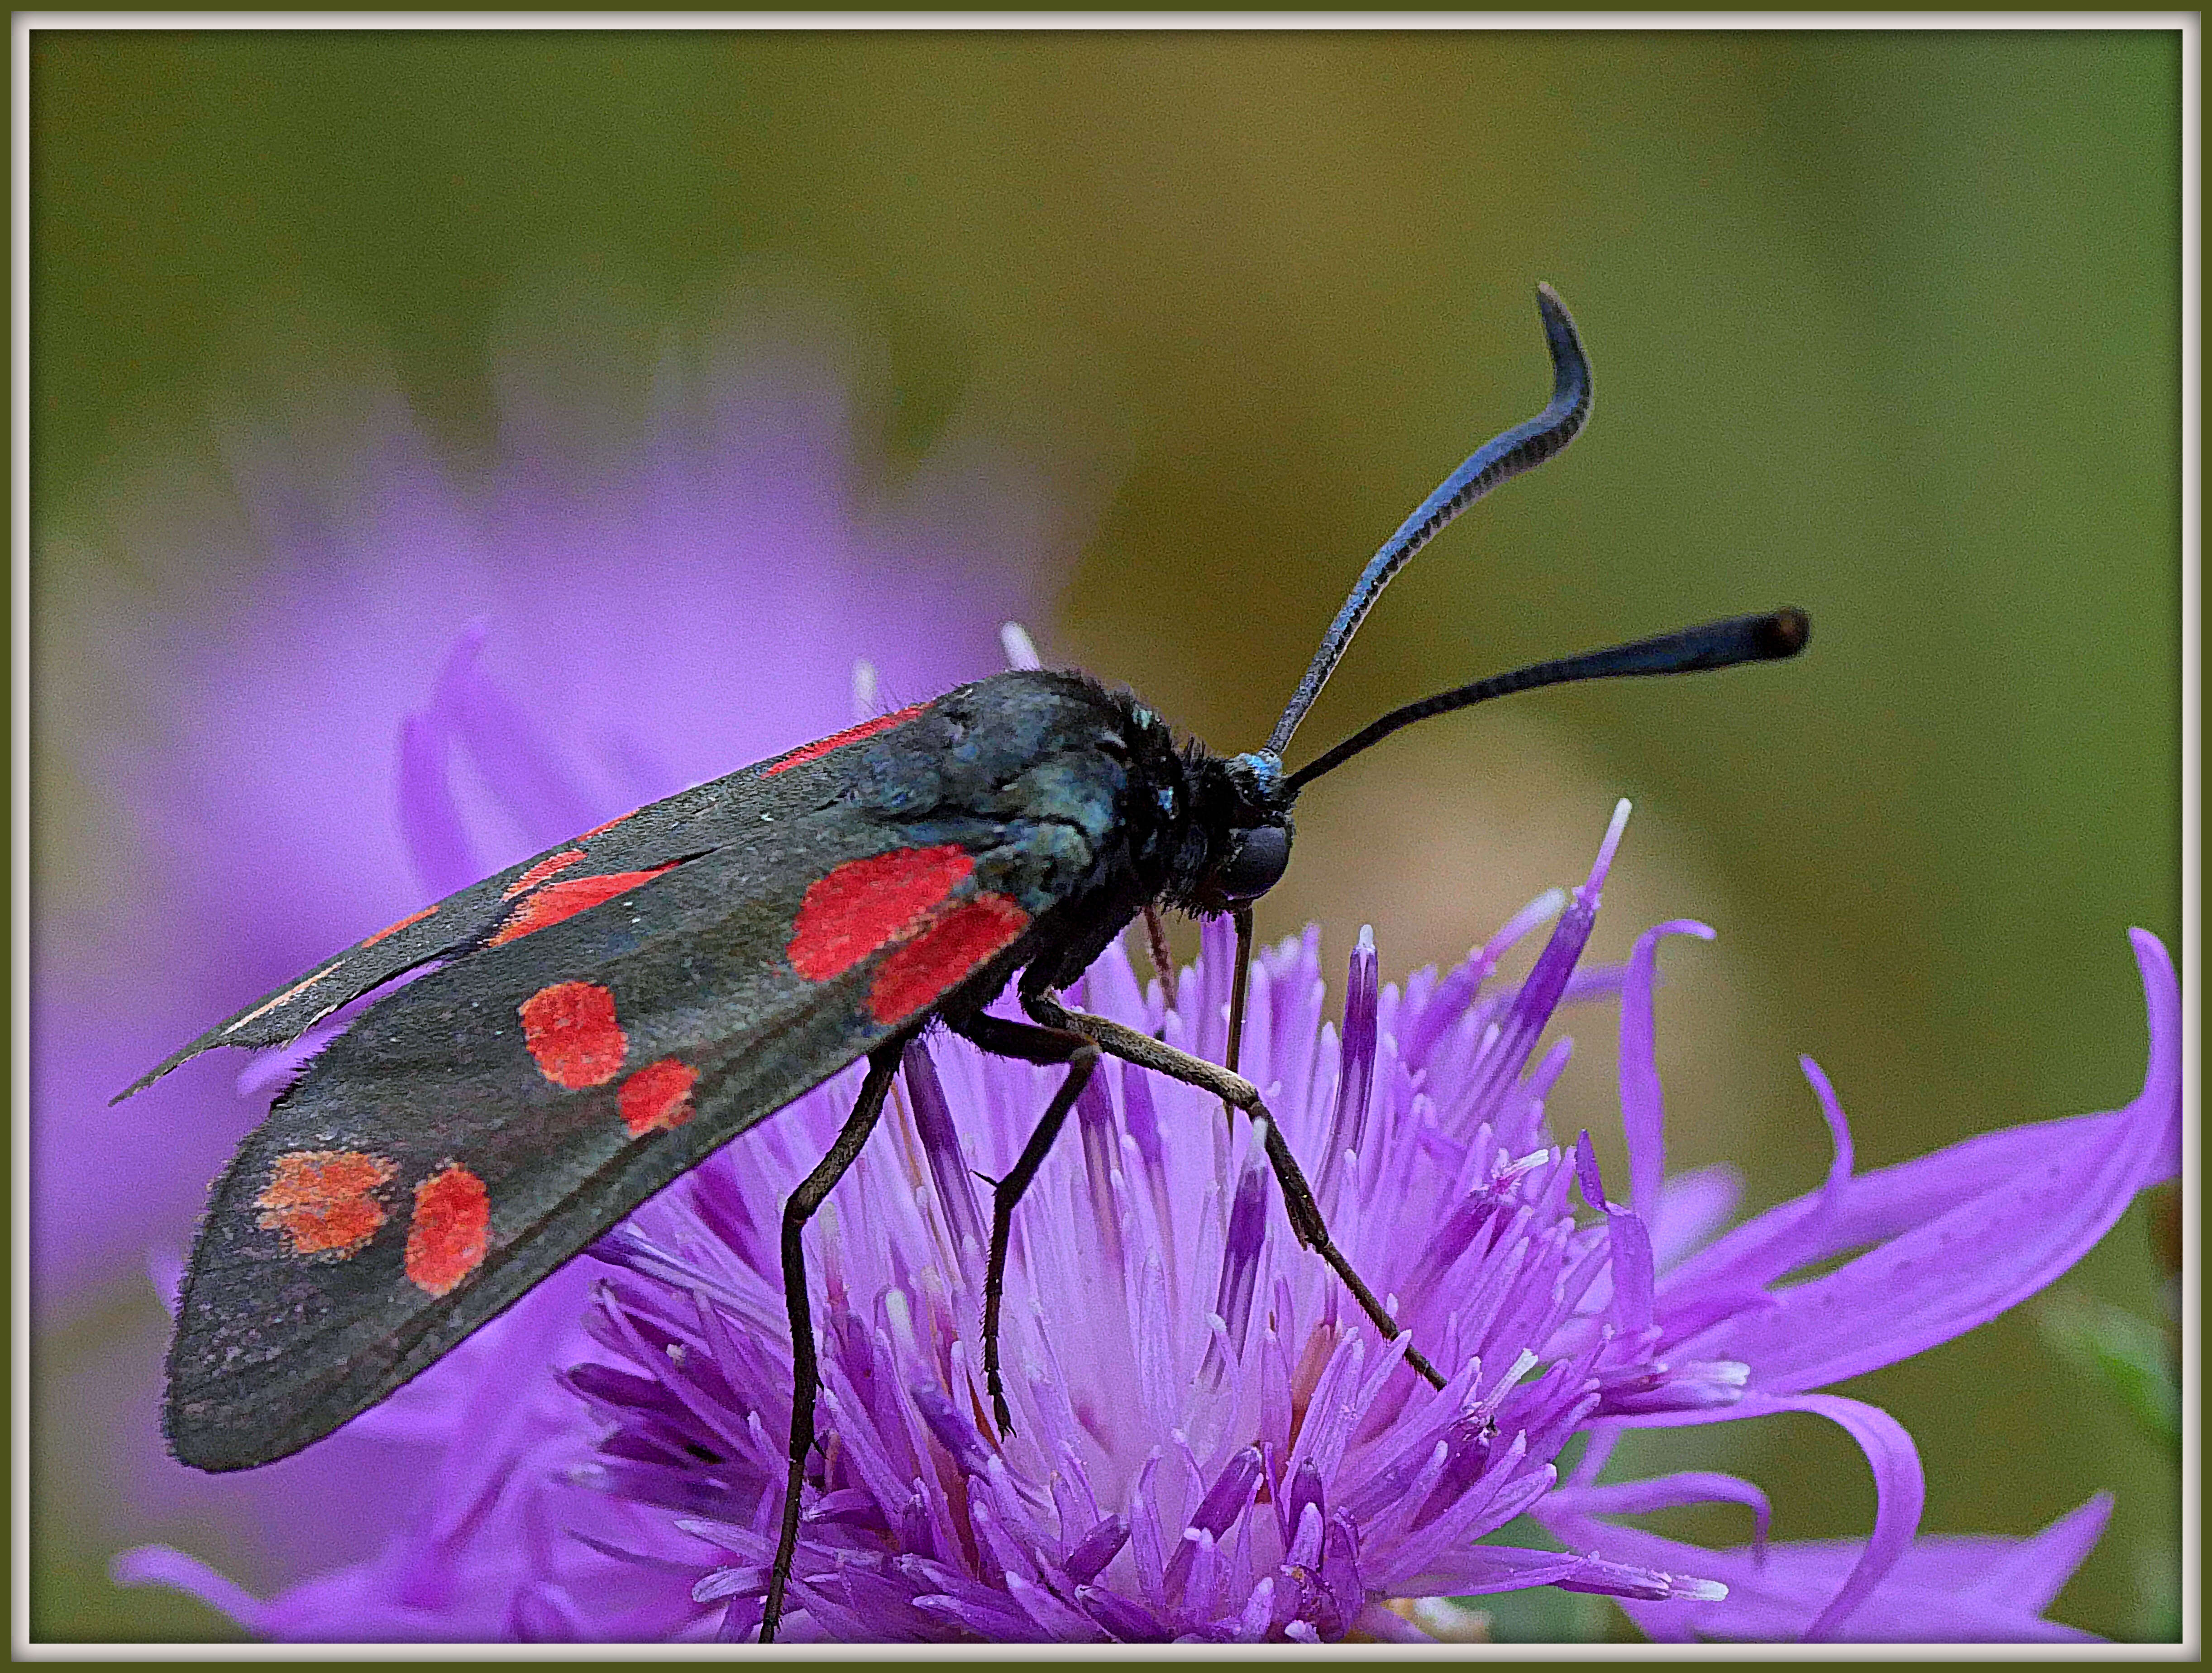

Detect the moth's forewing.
xmin=158 ymin=682 xmax=1150 ymax=1460
xmin=155 ymin=673 xmax=1139 ymax=1470
xmin=116 ymin=707 xmax=928 ymax=1099
xmin=168 ymin=827 xmax=975 ymax=1467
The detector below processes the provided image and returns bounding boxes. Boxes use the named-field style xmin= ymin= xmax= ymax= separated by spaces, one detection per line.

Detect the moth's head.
xmin=1183 ymin=749 xmax=1295 ymax=912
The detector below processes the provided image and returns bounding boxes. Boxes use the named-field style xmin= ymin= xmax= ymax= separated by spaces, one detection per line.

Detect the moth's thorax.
xmin=1044 ymin=681 xmax=1296 ymax=906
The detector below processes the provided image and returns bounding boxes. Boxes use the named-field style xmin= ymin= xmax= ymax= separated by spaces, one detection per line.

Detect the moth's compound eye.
xmin=1216 ymin=824 xmax=1291 ymax=901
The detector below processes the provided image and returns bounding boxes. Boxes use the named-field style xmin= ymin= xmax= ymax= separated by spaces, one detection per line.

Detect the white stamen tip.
xmin=1599 ymin=798 xmax=1634 ymax=865
xmin=850 ymin=658 xmax=879 ymax=720
xmin=1000 ymin=621 xmax=1042 ymax=671
xmin=1357 ymin=924 xmax=1376 ymax=954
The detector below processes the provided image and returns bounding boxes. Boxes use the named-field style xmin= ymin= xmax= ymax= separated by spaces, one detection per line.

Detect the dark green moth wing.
xmin=160 ymin=672 xmax=1140 ymax=1471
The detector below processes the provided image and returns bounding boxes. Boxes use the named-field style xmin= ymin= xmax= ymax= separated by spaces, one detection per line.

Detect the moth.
xmin=123 ymin=284 xmax=1807 ymax=1637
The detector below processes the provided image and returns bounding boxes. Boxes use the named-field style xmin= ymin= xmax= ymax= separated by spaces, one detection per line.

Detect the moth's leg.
xmin=762 ymin=1043 xmax=902 ymax=1644
xmin=1140 ymin=900 xmax=1177 ymax=996
xmin=1224 ymin=904 xmax=1254 ymax=1075
xmin=1023 ymin=992 xmax=1447 ymax=1395
xmin=947 ymin=1010 xmax=1099 ymax=1436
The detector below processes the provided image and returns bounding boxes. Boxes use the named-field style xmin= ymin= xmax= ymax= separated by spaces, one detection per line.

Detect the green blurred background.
xmin=31 ymin=28 xmax=2182 ymax=1640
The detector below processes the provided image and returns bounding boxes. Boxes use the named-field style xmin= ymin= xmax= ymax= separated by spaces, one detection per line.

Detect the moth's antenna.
xmin=1286 ymin=608 xmax=1811 ymax=793
xmin=1265 ymin=282 xmax=1592 ymax=758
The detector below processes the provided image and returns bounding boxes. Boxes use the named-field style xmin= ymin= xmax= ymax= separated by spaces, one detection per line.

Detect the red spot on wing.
xmin=362 ymin=905 xmax=436 ymax=948
xmin=405 ymin=1164 xmax=491 ymax=1296
xmin=867 ymin=895 xmax=1031 ymax=1025
xmin=489 ymin=865 xmax=678 ymax=946
xmin=762 ymin=703 xmax=927 ymax=777
xmin=503 ymin=848 xmax=588 ymax=899
xmin=787 ymin=845 xmax=976 ymax=982
xmin=619 ymin=1058 xmax=698 ymax=1134
xmin=520 ymin=981 xmax=628 ymax=1088
xmin=579 ymin=809 xmax=636 ymax=839
xmin=256 ymin=1150 xmax=397 ymax=1257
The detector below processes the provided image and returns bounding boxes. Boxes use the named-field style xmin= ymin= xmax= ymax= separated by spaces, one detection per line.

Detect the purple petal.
xmin=443 ymin=637 xmax=601 ymax=846
xmin=1063 ymin=1516 xmax=1129 ymax=1587
xmin=1573 ymin=1130 xmax=1608 ymax=1211
xmin=1659 ymin=932 xmax=2180 ymax=1389
xmin=1617 ymin=920 xmax=1714 ymax=1219
xmin=1646 ymin=1165 xmax=1742 ymax=1272
xmin=396 ymin=706 xmax=476 ymax=897
xmin=1543 ymin=1469 xmax=1771 ymax=1553
xmin=1597 ymin=1391 xmax=1923 ymax=1640
xmin=1076 ymin=1583 xmax=1167 ymax=1642
xmin=1562 ymin=1497 xmax=2111 ymax=1644
xmin=1438 ymin=1542 xmax=1724 ymax=1604
xmin=1605 ymin=1206 xmax=1656 ymax=1336
xmin=1966 ymin=1492 xmax=2113 ymax=1614
xmin=113 ymin=1545 xmax=272 ymax=1635
xmin=2121 ymin=926 xmax=2183 ymax=1189
xmin=1073 ymin=1067 xmax=1127 ymax=1273
xmin=901 ymin=1039 xmax=987 ymax=1273
xmin=1209 ymin=1150 xmax=1269 ymax=1358
xmin=1799 ymin=1055 xmax=1855 ymax=1204
xmin=1464 ymin=801 xmax=1629 ymax=1109
xmin=1397 ymin=886 xmax=1564 ymax=1068
xmin=1320 ymin=926 xmax=1380 ymax=1175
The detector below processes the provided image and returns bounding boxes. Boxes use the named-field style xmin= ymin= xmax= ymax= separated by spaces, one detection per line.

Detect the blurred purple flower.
xmin=115 ymin=786 xmax=2180 ymax=1641
xmin=39 ymin=308 xmax=1065 ymax=1578
xmin=38 ymin=315 xmax=1057 ymax=1298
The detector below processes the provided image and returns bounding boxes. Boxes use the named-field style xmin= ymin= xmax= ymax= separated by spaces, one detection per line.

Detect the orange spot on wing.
xmin=787 ymin=845 xmax=976 ymax=982
xmin=488 ymin=865 xmax=677 ymax=946
xmin=579 ymin=809 xmax=636 ymax=839
xmin=362 ymin=905 xmax=436 ymax=947
xmin=405 ymin=1164 xmax=490 ymax=1296
xmin=618 ymin=1058 xmax=698 ymax=1134
xmin=256 ymin=1149 xmax=397 ymax=1257
xmin=762 ymin=703 xmax=927 ymax=777
xmin=868 ymin=895 xmax=1031 ymax=1025
xmin=519 ymin=981 xmax=627 ymax=1088
xmin=502 ymin=848 xmax=588 ymax=899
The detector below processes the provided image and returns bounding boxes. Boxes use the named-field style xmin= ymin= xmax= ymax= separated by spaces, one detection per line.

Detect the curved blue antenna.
xmin=1263 ymin=282 xmax=1592 ymax=758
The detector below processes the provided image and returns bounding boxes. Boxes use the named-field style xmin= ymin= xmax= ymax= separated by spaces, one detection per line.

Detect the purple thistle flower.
xmin=115 ymin=773 xmax=2181 ymax=1640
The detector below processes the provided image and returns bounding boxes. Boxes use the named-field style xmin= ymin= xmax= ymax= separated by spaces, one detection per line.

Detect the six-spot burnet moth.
xmin=122 ymin=283 xmax=1809 ymax=1640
